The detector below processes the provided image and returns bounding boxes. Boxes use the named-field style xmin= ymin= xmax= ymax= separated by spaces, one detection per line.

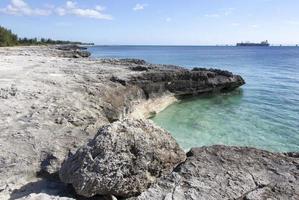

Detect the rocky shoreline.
xmin=0 ymin=46 xmax=298 ymax=200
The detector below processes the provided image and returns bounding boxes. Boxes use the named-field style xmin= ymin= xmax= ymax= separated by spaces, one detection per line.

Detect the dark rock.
xmin=56 ymin=45 xmax=87 ymax=51
xmin=192 ymin=67 xmax=234 ymax=77
xmin=119 ymin=59 xmax=147 ymax=65
xmin=284 ymin=152 xmax=299 ymax=158
xmin=135 ymin=145 xmax=299 ymax=200
xmin=130 ymin=66 xmax=149 ymax=71
xmin=40 ymin=152 xmax=61 ymax=176
xmin=59 ymin=119 xmax=186 ymax=198
xmin=56 ymin=45 xmax=91 ymax=58
xmin=128 ymin=69 xmax=245 ymax=98
xmin=73 ymin=50 xmax=91 ymax=58
xmin=110 ymin=76 xmax=127 ymax=86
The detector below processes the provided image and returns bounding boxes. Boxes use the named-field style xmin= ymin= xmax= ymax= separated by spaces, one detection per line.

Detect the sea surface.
xmin=89 ymin=46 xmax=299 ymax=152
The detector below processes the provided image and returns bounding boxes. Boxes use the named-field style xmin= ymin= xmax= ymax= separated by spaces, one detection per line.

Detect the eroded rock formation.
xmin=128 ymin=68 xmax=245 ymax=98
xmin=59 ymin=119 xmax=186 ymax=198
xmin=134 ymin=145 xmax=299 ymax=200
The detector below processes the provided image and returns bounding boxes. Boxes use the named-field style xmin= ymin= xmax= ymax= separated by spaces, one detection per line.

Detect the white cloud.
xmin=133 ymin=3 xmax=147 ymax=11
xmin=0 ymin=0 xmax=112 ymax=20
xmin=55 ymin=1 xmax=112 ymax=20
xmin=0 ymin=0 xmax=51 ymax=16
xmin=12 ymin=0 xmax=26 ymax=7
xmin=95 ymin=5 xmax=106 ymax=12
xmin=66 ymin=1 xmax=76 ymax=9
xmin=166 ymin=17 xmax=172 ymax=22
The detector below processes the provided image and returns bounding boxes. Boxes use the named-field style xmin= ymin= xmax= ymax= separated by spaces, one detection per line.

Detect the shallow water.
xmin=89 ymin=46 xmax=299 ymax=152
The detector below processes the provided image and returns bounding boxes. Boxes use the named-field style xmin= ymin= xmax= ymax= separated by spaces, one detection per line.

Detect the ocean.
xmin=89 ymin=46 xmax=299 ymax=152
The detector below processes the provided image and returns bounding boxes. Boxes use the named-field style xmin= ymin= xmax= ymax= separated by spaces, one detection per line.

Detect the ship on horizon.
xmin=236 ymin=40 xmax=270 ymax=47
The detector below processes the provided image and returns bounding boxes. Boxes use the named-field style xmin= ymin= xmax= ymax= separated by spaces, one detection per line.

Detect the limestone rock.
xmin=59 ymin=119 xmax=186 ymax=198
xmin=15 ymin=193 xmax=75 ymax=200
xmin=136 ymin=145 xmax=299 ymax=200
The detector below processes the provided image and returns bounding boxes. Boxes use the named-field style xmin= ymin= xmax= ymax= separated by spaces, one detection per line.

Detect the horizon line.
xmin=90 ymin=44 xmax=299 ymax=47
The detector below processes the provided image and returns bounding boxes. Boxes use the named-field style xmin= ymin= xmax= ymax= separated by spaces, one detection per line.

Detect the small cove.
xmin=89 ymin=46 xmax=299 ymax=152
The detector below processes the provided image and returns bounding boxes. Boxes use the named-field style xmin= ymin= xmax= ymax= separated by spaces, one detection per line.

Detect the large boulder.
xmin=59 ymin=119 xmax=186 ymax=198
xmin=135 ymin=145 xmax=299 ymax=200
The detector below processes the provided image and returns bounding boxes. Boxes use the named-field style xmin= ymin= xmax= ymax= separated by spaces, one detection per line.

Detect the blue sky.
xmin=0 ymin=0 xmax=299 ymax=45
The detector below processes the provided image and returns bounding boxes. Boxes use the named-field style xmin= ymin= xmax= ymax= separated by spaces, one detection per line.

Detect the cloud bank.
xmin=0 ymin=0 xmax=112 ymax=20
xmin=0 ymin=0 xmax=51 ymax=16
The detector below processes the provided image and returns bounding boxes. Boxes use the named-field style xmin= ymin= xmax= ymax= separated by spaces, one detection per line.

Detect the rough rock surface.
xmin=56 ymin=45 xmax=91 ymax=58
xmin=0 ymin=46 xmax=245 ymax=199
xmin=135 ymin=145 xmax=299 ymax=200
xmin=127 ymin=68 xmax=245 ymax=98
xmin=59 ymin=119 xmax=186 ymax=198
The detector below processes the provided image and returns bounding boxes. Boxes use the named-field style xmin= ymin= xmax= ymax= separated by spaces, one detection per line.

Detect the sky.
xmin=1 ymin=0 xmax=299 ymax=45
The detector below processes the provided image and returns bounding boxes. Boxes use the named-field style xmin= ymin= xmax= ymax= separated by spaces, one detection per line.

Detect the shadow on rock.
xmin=9 ymin=178 xmax=73 ymax=200
xmin=9 ymin=177 xmax=109 ymax=200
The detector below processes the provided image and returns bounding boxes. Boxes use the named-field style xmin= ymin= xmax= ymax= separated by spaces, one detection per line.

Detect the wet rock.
xmin=59 ymin=119 xmax=186 ymax=198
xmin=135 ymin=145 xmax=299 ymax=200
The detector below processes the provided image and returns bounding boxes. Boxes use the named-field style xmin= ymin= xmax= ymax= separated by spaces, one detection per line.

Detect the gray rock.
xmin=126 ymin=68 xmax=245 ymax=98
xmin=73 ymin=50 xmax=91 ymax=58
xmin=59 ymin=119 xmax=186 ymax=198
xmin=15 ymin=193 xmax=75 ymax=200
xmin=136 ymin=145 xmax=299 ymax=200
xmin=119 ymin=59 xmax=147 ymax=65
xmin=56 ymin=45 xmax=91 ymax=58
xmin=56 ymin=45 xmax=87 ymax=51
xmin=0 ymin=47 xmax=245 ymax=199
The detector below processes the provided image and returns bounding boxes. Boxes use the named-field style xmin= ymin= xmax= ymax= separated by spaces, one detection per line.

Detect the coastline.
xmin=129 ymin=92 xmax=178 ymax=119
xmin=0 ymin=46 xmax=297 ymax=200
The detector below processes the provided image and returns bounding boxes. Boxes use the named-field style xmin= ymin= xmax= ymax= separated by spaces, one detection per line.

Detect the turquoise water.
xmin=89 ymin=46 xmax=299 ymax=152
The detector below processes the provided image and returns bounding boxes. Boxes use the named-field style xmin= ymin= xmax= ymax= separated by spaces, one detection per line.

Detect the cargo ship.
xmin=237 ymin=40 xmax=270 ymax=47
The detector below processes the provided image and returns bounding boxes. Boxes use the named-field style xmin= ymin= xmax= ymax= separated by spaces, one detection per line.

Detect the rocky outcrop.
xmin=59 ymin=119 xmax=186 ymax=198
xmin=56 ymin=45 xmax=87 ymax=51
xmin=106 ymin=60 xmax=245 ymax=120
xmin=0 ymin=47 xmax=247 ymax=199
xmin=56 ymin=45 xmax=91 ymax=58
xmin=135 ymin=145 xmax=299 ymax=200
xmin=109 ymin=62 xmax=245 ymax=99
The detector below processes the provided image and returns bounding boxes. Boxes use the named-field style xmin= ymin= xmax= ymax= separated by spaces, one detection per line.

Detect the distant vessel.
xmin=237 ymin=40 xmax=270 ymax=47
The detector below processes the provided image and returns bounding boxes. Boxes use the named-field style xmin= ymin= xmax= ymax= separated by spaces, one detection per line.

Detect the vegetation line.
xmin=0 ymin=26 xmax=92 ymax=47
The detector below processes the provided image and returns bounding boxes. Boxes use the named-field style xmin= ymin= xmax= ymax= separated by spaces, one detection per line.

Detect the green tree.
xmin=0 ymin=26 xmax=18 ymax=46
xmin=0 ymin=25 xmax=86 ymax=46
